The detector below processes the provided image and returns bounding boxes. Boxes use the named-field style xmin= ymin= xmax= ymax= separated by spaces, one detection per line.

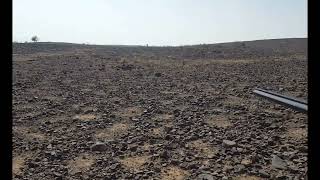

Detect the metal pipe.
xmin=255 ymin=88 xmax=307 ymax=104
xmin=253 ymin=88 xmax=307 ymax=113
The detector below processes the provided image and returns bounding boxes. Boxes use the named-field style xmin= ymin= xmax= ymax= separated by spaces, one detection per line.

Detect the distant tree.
xmin=31 ymin=36 xmax=39 ymax=42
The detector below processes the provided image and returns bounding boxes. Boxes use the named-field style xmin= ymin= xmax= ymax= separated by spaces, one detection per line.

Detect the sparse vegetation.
xmin=31 ymin=36 xmax=39 ymax=42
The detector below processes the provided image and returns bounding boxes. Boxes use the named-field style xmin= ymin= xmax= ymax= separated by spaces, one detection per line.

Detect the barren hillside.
xmin=12 ymin=38 xmax=308 ymax=179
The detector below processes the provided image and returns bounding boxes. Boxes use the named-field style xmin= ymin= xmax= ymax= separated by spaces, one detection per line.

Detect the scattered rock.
xmin=234 ymin=164 xmax=245 ymax=173
xmin=12 ymin=42 xmax=308 ymax=179
xmin=72 ymin=105 xmax=81 ymax=113
xmin=258 ymin=169 xmax=270 ymax=178
xmin=47 ymin=144 xmax=52 ymax=149
xmin=271 ymin=155 xmax=287 ymax=170
xmin=53 ymin=172 xmax=62 ymax=177
xmin=222 ymin=140 xmax=236 ymax=147
xmin=241 ymin=159 xmax=252 ymax=166
xmin=197 ymin=173 xmax=214 ymax=180
xmin=236 ymin=147 xmax=243 ymax=152
xmin=90 ymin=142 xmax=108 ymax=151
xmin=28 ymin=162 xmax=39 ymax=168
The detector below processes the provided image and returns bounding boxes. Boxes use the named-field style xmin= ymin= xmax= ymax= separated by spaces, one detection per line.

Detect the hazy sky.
xmin=13 ymin=0 xmax=307 ymax=46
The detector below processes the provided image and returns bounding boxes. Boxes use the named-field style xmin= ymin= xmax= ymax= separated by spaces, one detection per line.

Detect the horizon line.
xmin=13 ymin=36 xmax=307 ymax=47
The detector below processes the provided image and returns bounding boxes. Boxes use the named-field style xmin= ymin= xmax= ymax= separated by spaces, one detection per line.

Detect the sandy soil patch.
xmin=68 ymin=154 xmax=95 ymax=175
xmin=151 ymin=127 xmax=165 ymax=138
xmin=160 ymin=166 xmax=189 ymax=180
xmin=224 ymin=96 xmax=244 ymax=106
xmin=153 ymin=114 xmax=174 ymax=122
xmin=73 ymin=114 xmax=97 ymax=121
xmin=286 ymin=127 xmax=307 ymax=140
xmin=206 ymin=115 xmax=232 ymax=128
xmin=13 ymin=154 xmax=30 ymax=175
xmin=95 ymin=123 xmax=130 ymax=140
xmin=119 ymin=155 xmax=149 ymax=172
xmin=115 ymin=107 xmax=143 ymax=118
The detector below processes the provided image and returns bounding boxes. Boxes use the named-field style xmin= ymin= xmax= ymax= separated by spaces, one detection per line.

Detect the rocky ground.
xmin=12 ymin=39 xmax=307 ymax=180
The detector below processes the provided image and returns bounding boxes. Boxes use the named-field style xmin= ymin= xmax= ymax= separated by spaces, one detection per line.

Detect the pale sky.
xmin=13 ymin=0 xmax=307 ymax=46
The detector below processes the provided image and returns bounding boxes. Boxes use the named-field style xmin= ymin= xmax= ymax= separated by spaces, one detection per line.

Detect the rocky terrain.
xmin=12 ymin=38 xmax=307 ymax=179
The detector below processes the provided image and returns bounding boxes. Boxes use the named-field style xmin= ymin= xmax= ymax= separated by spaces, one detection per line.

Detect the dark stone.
xmin=160 ymin=151 xmax=170 ymax=159
xmin=187 ymin=163 xmax=199 ymax=169
xmin=234 ymin=164 xmax=245 ymax=173
xmin=28 ymin=162 xmax=39 ymax=168
xmin=173 ymin=109 xmax=180 ymax=115
xmin=129 ymin=145 xmax=138 ymax=152
xmin=91 ymin=142 xmax=108 ymax=151
xmin=120 ymin=144 xmax=128 ymax=151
